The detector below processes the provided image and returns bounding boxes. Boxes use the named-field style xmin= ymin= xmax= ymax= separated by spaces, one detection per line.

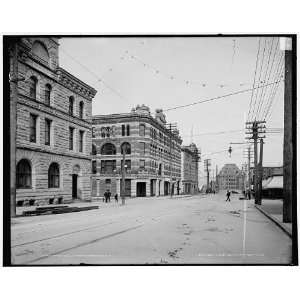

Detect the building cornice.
xmin=93 ymin=113 xmax=183 ymax=143
xmin=56 ymin=67 xmax=97 ymax=101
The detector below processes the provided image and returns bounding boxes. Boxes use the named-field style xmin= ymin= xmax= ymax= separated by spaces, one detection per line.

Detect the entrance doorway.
xmin=72 ymin=174 xmax=78 ymax=199
xmin=136 ymin=182 xmax=146 ymax=197
xmin=164 ymin=181 xmax=169 ymax=195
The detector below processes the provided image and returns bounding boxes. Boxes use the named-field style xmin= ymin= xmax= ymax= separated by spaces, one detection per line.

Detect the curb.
xmin=255 ymin=204 xmax=292 ymax=238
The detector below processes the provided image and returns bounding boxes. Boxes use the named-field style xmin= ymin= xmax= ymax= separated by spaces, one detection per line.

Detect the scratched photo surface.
xmin=7 ymin=36 xmax=295 ymax=265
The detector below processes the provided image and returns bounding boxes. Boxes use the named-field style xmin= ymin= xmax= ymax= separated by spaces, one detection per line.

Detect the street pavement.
xmin=11 ymin=193 xmax=292 ymax=265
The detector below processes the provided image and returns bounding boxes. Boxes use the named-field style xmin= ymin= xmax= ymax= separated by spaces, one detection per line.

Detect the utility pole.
xmin=247 ymin=147 xmax=251 ymax=198
xmin=245 ymin=121 xmax=266 ymax=205
xmin=215 ymin=165 xmax=218 ymax=192
xmin=282 ymin=37 xmax=293 ymax=223
xmin=257 ymin=138 xmax=264 ymax=204
xmin=166 ymin=123 xmax=177 ymax=197
xmin=204 ymin=159 xmax=211 ymax=193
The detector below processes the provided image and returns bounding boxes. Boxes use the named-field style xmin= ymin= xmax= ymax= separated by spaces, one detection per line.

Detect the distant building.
xmin=91 ymin=105 xmax=182 ymax=198
xmin=217 ymin=163 xmax=244 ymax=191
xmin=181 ymin=143 xmax=199 ymax=194
xmin=13 ymin=38 xmax=97 ymax=206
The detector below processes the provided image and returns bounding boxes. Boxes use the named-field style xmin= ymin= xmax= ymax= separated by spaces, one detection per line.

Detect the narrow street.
xmin=11 ymin=193 xmax=292 ymax=265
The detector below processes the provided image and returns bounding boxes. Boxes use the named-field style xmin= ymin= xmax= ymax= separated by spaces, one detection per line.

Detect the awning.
xmin=262 ymin=175 xmax=283 ymax=189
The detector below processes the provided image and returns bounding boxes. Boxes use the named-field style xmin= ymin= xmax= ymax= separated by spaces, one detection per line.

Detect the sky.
xmin=59 ymin=37 xmax=284 ymax=185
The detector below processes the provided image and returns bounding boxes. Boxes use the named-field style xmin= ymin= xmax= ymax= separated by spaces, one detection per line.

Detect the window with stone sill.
xmin=45 ymin=84 xmax=51 ymax=106
xmin=29 ymin=76 xmax=38 ymax=100
xmin=16 ymin=159 xmax=32 ymax=189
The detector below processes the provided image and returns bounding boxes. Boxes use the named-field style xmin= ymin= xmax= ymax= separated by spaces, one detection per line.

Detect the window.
xmin=29 ymin=76 xmax=37 ymax=99
xmin=105 ymin=179 xmax=111 ymax=184
xmin=16 ymin=159 xmax=31 ymax=188
xmin=29 ymin=114 xmax=37 ymax=143
xmin=139 ymin=159 xmax=145 ymax=170
xmin=69 ymin=96 xmax=74 ymax=116
xmin=79 ymin=130 xmax=84 ymax=152
xmin=101 ymin=160 xmax=116 ymax=173
xmin=121 ymin=159 xmax=131 ymax=170
xmin=45 ymin=118 xmax=51 ymax=145
xmin=79 ymin=101 xmax=84 ymax=119
xmin=126 ymin=124 xmax=130 ymax=136
xmin=45 ymin=84 xmax=51 ymax=106
xmin=140 ymin=142 xmax=146 ymax=155
xmin=121 ymin=142 xmax=131 ymax=154
xmin=48 ymin=162 xmax=60 ymax=188
xmin=139 ymin=124 xmax=145 ymax=136
xmin=122 ymin=125 xmax=125 ymax=136
xmin=69 ymin=127 xmax=74 ymax=150
xmin=101 ymin=143 xmax=116 ymax=155
xmin=92 ymin=160 xmax=97 ymax=174
xmin=92 ymin=144 xmax=97 ymax=155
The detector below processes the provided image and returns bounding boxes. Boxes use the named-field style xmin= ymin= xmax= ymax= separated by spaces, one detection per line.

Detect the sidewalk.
xmin=16 ymin=193 xmax=194 ymax=217
xmin=255 ymin=199 xmax=292 ymax=238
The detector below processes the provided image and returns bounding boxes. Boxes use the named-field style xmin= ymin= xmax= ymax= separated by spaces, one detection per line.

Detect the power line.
xmin=264 ymin=57 xmax=285 ymax=120
xmin=255 ymin=37 xmax=275 ymax=119
xmin=60 ymin=47 xmax=129 ymax=102
xmin=257 ymin=37 xmax=280 ymax=120
xmin=247 ymin=38 xmax=261 ymax=122
xmin=163 ymin=80 xmax=283 ymax=112
xmin=250 ymin=38 xmax=267 ymax=121
xmin=262 ymin=52 xmax=284 ymax=119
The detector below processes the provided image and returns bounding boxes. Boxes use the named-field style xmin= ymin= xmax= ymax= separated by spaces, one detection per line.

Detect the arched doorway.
xmin=72 ymin=165 xmax=81 ymax=199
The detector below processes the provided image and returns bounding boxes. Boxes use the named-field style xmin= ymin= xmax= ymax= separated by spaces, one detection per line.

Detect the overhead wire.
xmin=255 ymin=37 xmax=275 ymax=119
xmin=250 ymin=38 xmax=267 ymax=121
xmin=247 ymin=38 xmax=261 ymax=122
xmin=163 ymin=79 xmax=283 ymax=112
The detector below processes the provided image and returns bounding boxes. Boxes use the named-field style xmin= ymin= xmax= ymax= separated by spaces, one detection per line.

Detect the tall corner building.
xmin=91 ymin=105 xmax=182 ymax=198
xmin=12 ymin=37 xmax=97 ymax=206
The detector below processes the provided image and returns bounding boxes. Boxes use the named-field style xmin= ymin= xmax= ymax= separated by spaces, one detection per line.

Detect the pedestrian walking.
xmin=107 ymin=190 xmax=111 ymax=202
xmin=114 ymin=193 xmax=118 ymax=202
xmin=226 ymin=190 xmax=231 ymax=202
xmin=104 ymin=191 xmax=108 ymax=203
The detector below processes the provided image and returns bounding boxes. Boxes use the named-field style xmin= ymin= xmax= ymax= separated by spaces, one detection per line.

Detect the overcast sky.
xmin=59 ymin=37 xmax=284 ymax=185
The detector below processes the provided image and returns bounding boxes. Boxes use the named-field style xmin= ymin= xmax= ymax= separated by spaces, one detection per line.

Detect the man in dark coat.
xmin=226 ymin=190 xmax=231 ymax=202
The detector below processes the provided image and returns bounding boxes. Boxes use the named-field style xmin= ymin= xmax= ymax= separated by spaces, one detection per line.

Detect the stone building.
xmin=13 ymin=38 xmax=97 ymax=206
xmin=91 ymin=105 xmax=182 ymax=198
xmin=217 ymin=163 xmax=244 ymax=191
xmin=180 ymin=143 xmax=199 ymax=194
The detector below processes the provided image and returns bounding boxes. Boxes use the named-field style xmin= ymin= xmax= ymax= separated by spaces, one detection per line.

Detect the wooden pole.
xmin=248 ymin=147 xmax=251 ymax=199
xmin=253 ymin=130 xmax=258 ymax=204
xmin=283 ymin=40 xmax=293 ymax=223
xmin=257 ymin=138 xmax=263 ymax=205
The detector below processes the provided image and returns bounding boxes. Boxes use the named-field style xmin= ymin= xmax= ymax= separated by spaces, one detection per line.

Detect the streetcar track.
xmin=24 ymin=224 xmax=144 ymax=264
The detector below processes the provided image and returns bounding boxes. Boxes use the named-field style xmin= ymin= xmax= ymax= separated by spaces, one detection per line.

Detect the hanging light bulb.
xmin=228 ymin=146 xmax=232 ymax=157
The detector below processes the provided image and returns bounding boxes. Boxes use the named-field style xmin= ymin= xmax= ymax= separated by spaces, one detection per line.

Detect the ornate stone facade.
xmin=180 ymin=143 xmax=200 ymax=194
xmin=13 ymin=37 xmax=97 ymax=206
xmin=217 ymin=163 xmax=244 ymax=191
xmin=92 ymin=106 xmax=182 ymax=199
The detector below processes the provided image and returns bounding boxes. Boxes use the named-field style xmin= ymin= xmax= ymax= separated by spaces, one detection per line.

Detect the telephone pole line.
xmin=282 ymin=37 xmax=294 ymax=223
xmin=204 ymin=159 xmax=211 ymax=193
xmin=245 ymin=120 xmax=266 ymax=204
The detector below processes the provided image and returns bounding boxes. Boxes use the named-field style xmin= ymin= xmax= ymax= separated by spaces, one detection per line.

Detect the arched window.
xmin=69 ymin=96 xmax=74 ymax=116
xmin=29 ymin=76 xmax=37 ymax=99
xmin=48 ymin=162 xmax=60 ymax=188
xmin=101 ymin=143 xmax=116 ymax=155
xmin=92 ymin=144 xmax=97 ymax=155
xmin=139 ymin=124 xmax=145 ymax=136
xmin=32 ymin=41 xmax=50 ymax=63
xmin=79 ymin=101 xmax=84 ymax=119
xmin=121 ymin=142 xmax=131 ymax=154
xmin=45 ymin=84 xmax=51 ymax=106
xmin=16 ymin=159 xmax=32 ymax=188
